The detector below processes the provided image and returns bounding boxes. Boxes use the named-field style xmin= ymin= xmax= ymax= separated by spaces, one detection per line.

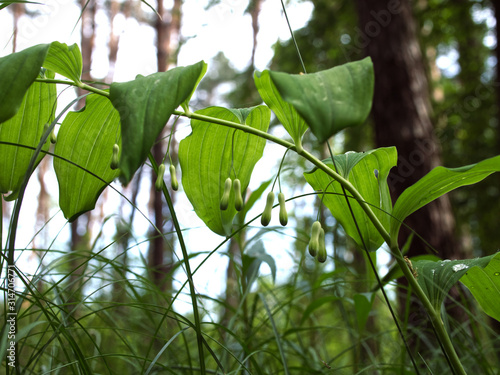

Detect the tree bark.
xmin=482 ymin=0 xmax=500 ymax=354
xmin=65 ymin=0 xmax=96 ymax=317
xmin=354 ymin=0 xmax=461 ymax=260
xmin=248 ymin=0 xmax=262 ymax=67
xmin=12 ymin=3 xmax=24 ymax=52
xmin=106 ymin=0 xmax=122 ymax=83
xmin=354 ymin=0 xmax=464 ymax=353
xmin=80 ymin=0 xmax=96 ymax=83
xmin=149 ymin=0 xmax=182 ymax=290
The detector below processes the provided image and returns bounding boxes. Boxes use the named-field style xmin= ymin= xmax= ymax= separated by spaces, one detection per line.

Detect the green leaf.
xmin=391 ymin=155 xmax=500 ymax=240
xmin=0 ymin=44 xmax=51 ymax=123
xmin=374 ymin=254 xmax=441 ymax=292
xmin=179 ymin=105 xmax=270 ymax=236
xmin=269 ymin=57 xmax=374 ymax=143
xmin=180 ymin=61 xmax=207 ymax=112
xmin=460 ymin=252 xmax=500 ymax=322
xmin=0 ymin=69 xmax=56 ymax=199
xmin=43 ymin=42 xmax=83 ymax=83
xmin=353 ymin=293 xmax=376 ymax=333
xmin=412 ymin=254 xmax=497 ymax=311
xmin=109 ymin=61 xmax=206 ymax=185
xmin=304 ymin=147 xmax=397 ymax=251
xmin=254 ymin=70 xmax=308 ymax=151
xmin=53 ymin=93 xmax=121 ymax=221
xmin=242 ymin=240 xmax=277 ymax=285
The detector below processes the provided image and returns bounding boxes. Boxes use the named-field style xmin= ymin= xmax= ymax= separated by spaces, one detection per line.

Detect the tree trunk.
xmin=493 ymin=1 xmax=500 ymax=158
xmin=483 ymin=0 xmax=500 ymax=355
xmin=80 ymin=0 xmax=96 ymax=83
xmin=106 ymin=0 xmax=121 ymax=83
xmin=149 ymin=0 xmax=182 ymax=290
xmin=12 ymin=3 xmax=24 ymax=52
xmin=354 ymin=0 xmax=464 ymax=353
xmin=248 ymin=0 xmax=262 ymax=67
xmin=65 ymin=0 xmax=96 ymax=317
xmin=355 ymin=0 xmax=459 ymax=259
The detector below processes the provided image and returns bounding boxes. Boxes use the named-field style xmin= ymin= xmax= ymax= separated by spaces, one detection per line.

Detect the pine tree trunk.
xmin=248 ymin=0 xmax=262 ymax=67
xmin=106 ymin=0 xmax=122 ymax=82
xmin=65 ymin=0 xmax=97 ymax=317
xmin=12 ymin=3 xmax=23 ymax=52
xmin=149 ymin=0 xmax=182 ymax=290
xmin=354 ymin=0 xmax=459 ymax=259
xmin=483 ymin=0 xmax=500 ymax=355
xmin=354 ymin=0 xmax=464 ymax=351
xmin=491 ymin=0 xmax=500 ymax=170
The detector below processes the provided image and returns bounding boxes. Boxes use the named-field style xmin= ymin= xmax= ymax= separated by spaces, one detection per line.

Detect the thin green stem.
xmin=391 ymin=244 xmax=465 ymax=374
xmin=173 ymin=110 xmax=295 ymax=150
xmin=35 ymin=78 xmax=110 ymax=97
xmin=1 ymin=193 xmax=2 ymax=254
xmin=326 ymin=142 xmax=420 ymax=374
xmin=259 ymin=293 xmax=290 ymax=375
xmin=148 ymin=153 xmax=207 ymax=374
xmin=280 ymin=0 xmax=307 ymax=74
xmin=272 ymin=147 xmax=291 ymax=192
xmin=165 ymin=115 xmax=180 ymax=165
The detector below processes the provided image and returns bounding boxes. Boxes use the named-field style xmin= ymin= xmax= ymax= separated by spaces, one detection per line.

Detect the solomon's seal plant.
xmin=1 ymin=39 xmax=499 ymax=375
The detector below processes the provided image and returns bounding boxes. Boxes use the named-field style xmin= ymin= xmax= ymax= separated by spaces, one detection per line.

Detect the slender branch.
xmin=173 ymin=109 xmax=295 ymax=150
xmin=34 ymin=78 xmax=110 ymax=97
xmin=148 ymin=153 xmax=207 ymax=374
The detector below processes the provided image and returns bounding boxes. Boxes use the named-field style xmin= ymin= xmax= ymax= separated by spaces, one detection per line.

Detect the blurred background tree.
xmin=2 ymin=0 xmax=500 ymax=372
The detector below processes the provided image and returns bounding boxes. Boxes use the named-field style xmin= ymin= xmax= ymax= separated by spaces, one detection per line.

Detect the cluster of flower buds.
xmin=308 ymin=221 xmax=327 ymax=263
xmin=220 ymin=178 xmax=244 ymax=212
xmin=261 ymin=191 xmax=288 ymax=227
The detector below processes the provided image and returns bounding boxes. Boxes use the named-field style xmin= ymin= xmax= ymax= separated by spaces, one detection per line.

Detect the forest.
xmin=1 ymin=0 xmax=500 ymax=374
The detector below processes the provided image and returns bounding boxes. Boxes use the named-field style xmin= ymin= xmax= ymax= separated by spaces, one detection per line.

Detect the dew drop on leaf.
xmin=452 ymin=264 xmax=468 ymax=272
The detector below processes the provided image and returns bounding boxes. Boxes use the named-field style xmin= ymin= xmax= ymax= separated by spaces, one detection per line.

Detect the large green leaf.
xmin=412 ymin=254 xmax=497 ymax=312
xmin=180 ymin=61 xmax=207 ymax=113
xmin=354 ymin=293 xmax=376 ymax=333
xmin=179 ymin=106 xmax=270 ymax=236
xmin=43 ymin=42 xmax=83 ymax=83
xmin=269 ymin=57 xmax=374 ymax=143
xmin=0 ymin=69 xmax=56 ymax=199
xmin=53 ymin=94 xmax=120 ymax=221
xmin=460 ymin=252 xmax=500 ymax=322
xmin=304 ymin=147 xmax=396 ymax=251
xmin=109 ymin=61 xmax=206 ymax=185
xmin=391 ymin=155 xmax=500 ymax=240
xmin=254 ymin=70 xmax=307 ymax=152
xmin=0 ymin=44 xmax=50 ymax=123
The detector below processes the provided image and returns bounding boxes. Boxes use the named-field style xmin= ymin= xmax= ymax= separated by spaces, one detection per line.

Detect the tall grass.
xmin=2 ymin=202 xmax=498 ymax=374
